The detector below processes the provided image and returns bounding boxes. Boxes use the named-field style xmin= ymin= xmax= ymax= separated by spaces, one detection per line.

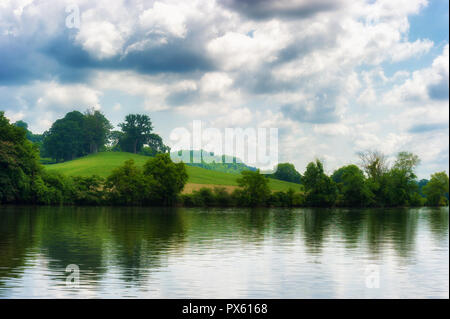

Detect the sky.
xmin=0 ymin=0 xmax=448 ymax=178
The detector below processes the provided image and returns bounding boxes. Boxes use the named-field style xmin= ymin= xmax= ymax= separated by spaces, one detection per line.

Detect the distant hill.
xmin=170 ymin=149 xmax=256 ymax=174
xmin=44 ymin=152 xmax=301 ymax=192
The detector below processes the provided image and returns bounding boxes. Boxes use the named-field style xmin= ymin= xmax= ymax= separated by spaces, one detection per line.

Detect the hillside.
xmin=44 ymin=152 xmax=301 ymax=193
xmin=171 ymin=149 xmax=256 ymax=174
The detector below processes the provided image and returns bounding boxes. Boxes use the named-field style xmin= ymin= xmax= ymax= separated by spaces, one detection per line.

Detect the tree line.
xmin=1 ymin=110 xmax=448 ymax=207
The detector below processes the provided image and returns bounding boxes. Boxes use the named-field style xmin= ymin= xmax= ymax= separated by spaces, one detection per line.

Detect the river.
xmin=0 ymin=206 xmax=448 ymax=298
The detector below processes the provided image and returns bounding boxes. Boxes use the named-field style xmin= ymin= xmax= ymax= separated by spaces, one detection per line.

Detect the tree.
xmin=83 ymin=108 xmax=112 ymax=154
xmin=143 ymin=153 xmax=188 ymax=205
xmin=268 ymin=163 xmax=302 ymax=184
xmin=332 ymin=165 xmax=373 ymax=207
xmin=105 ymin=159 xmax=154 ymax=205
xmin=358 ymin=150 xmax=389 ymax=180
xmin=43 ymin=111 xmax=86 ymax=161
xmin=423 ymin=172 xmax=449 ymax=206
xmin=382 ymin=152 xmax=421 ymax=206
xmin=393 ymin=152 xmax=420 ymax=176
xmin=13 ymin=120 xmax=44 ymax=153
xmin=236 ymin=170 xmax=271 ymax=206
xmin=119 ymin=114 xmax=154 ymax=154
xmin=0 ymin=112 xmax=41 ymax=203
xmin=302 ymin=159 xmax=337 ymax=207
xmin=358 ymin=150 xmax=391 ymax=205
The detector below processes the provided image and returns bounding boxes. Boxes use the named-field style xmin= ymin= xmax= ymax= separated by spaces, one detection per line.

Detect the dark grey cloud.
xmin=428 ymin=77 xmax=449 ymax=100
xmin=0 ymin=17 xmax=215 ymax=87
xmin=233 ymin=69 xmax=297 ymax=94
xmin=408 ymin=122 xmax=449 ymax=134
xmin=279 ymin=83 xmax=343 ymax=123
xmin=281 ymin=103 xmax=339 ymax=123
xmin=0 ymin=36 xmax=57 ymax=85
xmin=219 ymin=0 xmax=344 ymax=20
xmin=165 ymin=89 xmax=199 ymax=106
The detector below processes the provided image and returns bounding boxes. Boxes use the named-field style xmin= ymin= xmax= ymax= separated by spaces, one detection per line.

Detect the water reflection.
xmin=0 ymin=206 xmax=448 ymax=298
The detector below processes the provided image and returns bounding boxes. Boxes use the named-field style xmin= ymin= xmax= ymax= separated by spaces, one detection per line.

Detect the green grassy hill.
xmin=44 ymin=152 xmax=301 ymax=192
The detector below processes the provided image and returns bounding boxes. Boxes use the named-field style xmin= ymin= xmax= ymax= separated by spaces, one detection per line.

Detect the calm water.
xmin=0 ymin=206 xmax=448 ymax=298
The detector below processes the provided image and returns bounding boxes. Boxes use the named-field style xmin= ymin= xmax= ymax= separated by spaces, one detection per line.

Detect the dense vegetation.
xmin=1 ymin=110 xmax=449 ymax=208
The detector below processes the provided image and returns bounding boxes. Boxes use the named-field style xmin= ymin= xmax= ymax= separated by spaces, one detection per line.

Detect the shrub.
xmin=105 ymin=159 xmax=154 ymax=205
xmin=236 ymin=170 xmax=271 ymax=207
xmin=72 ymin=175 xmax=106 ymax=205
xmin=143 ymin=154 xmax=188 ymax=206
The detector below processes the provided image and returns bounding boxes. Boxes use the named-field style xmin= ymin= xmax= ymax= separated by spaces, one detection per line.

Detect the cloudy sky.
xmin=0 ymin=0 xmax=448 ymax=178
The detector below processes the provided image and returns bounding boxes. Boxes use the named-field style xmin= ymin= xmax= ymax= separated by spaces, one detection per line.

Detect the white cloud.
xmin=140 ymin=1 xmax=191 ymax=38
xmin=34 ymin=82 xmax=101 ymax=110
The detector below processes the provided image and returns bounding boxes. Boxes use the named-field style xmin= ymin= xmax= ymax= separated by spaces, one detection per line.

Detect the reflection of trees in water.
xmin=270 ymin=209 xmax=299 ymax=241
xmin=0 ymin=206 xmax=448 ymax=292
xmin=37 ymin=206 xmax=110 ymax=284
xmin=176 ymin=207 xmax=271 ymax=245
xmin=426 ymin=207 xmax=449 ymax=242
xmin=0 ymin=206 xmax=39 ymax=290
xmin=362 ymin=208 xmax=420 ymax=259
xmin=301 ymin=209 xmax=334 ymax=254
xmin=336 ymin=209 xmax=366 ymax=249
xmin=386 ymin=208 xmax=419 ymax=258
xmin=106 ymin=207 xmax=187 ymax=283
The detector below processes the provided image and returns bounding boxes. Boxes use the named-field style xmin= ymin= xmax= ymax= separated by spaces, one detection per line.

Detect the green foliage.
xmin=71 ymin=175 xmax=106 ymax=205
xmin=268 ymin=188 xmax=295 ymax=207
xmin=118 ymin=114 xmax=153 ymax=154
xmin=189 ymin=187 xmax=216 ymax=206
xmin=32 ymin=170 xmax=75 ymax=205
xmin=417 ymin=179 xmax=429 ymax=197
xmin=43 ymin=111 xmax=86 ymax=161
xmin=143 ymin=153 xmax=188 ymax=205
xmin=13 ymin=120 xmax=44 ymax=153
xmin=332 ymin=165 xmax=373 ymax=207
xmin=0 ymin=112 xmax=41 ymax=203
xmin=105 ymin=159 xmax=154 ymax=205
xmin=236 ymin=170 xmax=271 ymax=206
xmin=83 ymin=109 xmax=113 ymax=154
xmin=302 ymin=160 xmax=337 ymax=207
xmin=423 ymin=172 xmax=449 ymax=206
xmin=268 ymin=163 xmax=302 ymax=184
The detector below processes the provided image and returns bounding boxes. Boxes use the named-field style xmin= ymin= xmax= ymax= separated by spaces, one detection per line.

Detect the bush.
xmin=105 ymin=159 xmax=154 ymax=205
xmin=236 ymin=170 xmax=271 ymax=207
xmin=143 ymin=153 xmax=188 ymax=206
xmin=213 ymin=187 xmax=233 ymax=207
xmin=72 ymin=175 xmax=106 ymax=205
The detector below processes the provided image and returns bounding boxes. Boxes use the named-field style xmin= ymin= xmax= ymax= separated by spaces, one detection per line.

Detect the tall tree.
xmin=143 ymin=153 xmax=188 ymax=205
xmin=83 ymin=108 xmax=112 ymax=154
xmin=423 ymin=172 xmax=449 ymax=206
xmin=332 ymin=165 xmax=373 ymax=207
xmin=43 ymin=111 xmax=86 ymax=161
xmin=236 ymin=170 xmax=271 ymax=207
xmin=383 ymin=152 xmax=421 ymax=206
xmin=358 ymin=150 xmax=389 ymax=180
xmin=119 ymin=114 xmax=154 ymax=154
xmin=302 ymin=159 xmax=337 ymax=207
xmin=358 ymin=150 xmax=390 ymax=205
xmin=0 ymin=112 xmax=41 ymax=203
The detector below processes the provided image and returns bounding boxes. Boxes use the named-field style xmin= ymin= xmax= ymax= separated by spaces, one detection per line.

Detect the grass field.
xmin=44 ymin=152 xmax=301 ymax=192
